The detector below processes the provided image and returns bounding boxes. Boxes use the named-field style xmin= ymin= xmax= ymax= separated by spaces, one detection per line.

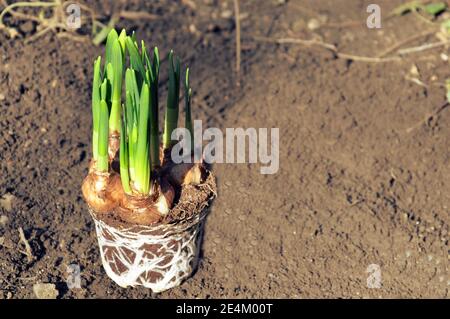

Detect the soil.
xmin=0 ymin=0 xmax=449 ymax=298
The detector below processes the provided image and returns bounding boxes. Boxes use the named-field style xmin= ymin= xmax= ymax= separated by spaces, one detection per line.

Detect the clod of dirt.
xmin=33 ymin=283 xmax=59 ymax=299
xmin=0 ymin=193 xmax=16 ymax=212
xmin=0 ymin=215 xmax=8 ymax=226
xmin=19 ymin=21 xmax=34 ymax=34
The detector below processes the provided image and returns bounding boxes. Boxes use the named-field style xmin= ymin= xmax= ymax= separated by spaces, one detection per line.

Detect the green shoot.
xmin=163 ymin=50 xmax=181 ymax=149
xmin=118 ymin=29 xmax=127 ymax=57
xmin=184 ymin=68 xmax=193 ymax=145
xmin=134 ymin=84 xmax=151 ymax=195
xmin=92 ymin=56 xmax=102 ymax=161
xmin=119 ymin=117 xmax=132 ymax=194
xmin=91 ymin=29 xmax=198 ymax=197
xmin=104 ymin=29 xmax=118 ymax=73
xmin=97 ymin=100 xmax=109 ymax=172
xmin=126 ymin=36 xmax=146 ymax=85
xmin=109 ymin=39 xmax=123 ymax=133
xmin=149 ymin=47 xmax=160 ymax=168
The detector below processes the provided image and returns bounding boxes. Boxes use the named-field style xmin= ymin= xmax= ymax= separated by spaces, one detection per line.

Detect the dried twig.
xmin=376 ymin=30 xmax=436 ymax=58
xmin=118 ymin=10 xmax=158 ymax=20
xmin=254 ymin=34 xmax=450 ymax=63
xmin=18 ymin=227 xmax=34 ymax=263
xmin=397 ymin=40 xmax=450 ymax=55
xmin=253 ymin=36 xmax=400 ymax=63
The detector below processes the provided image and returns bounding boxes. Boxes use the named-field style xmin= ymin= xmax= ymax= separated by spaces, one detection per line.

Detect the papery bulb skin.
xmin=108 ymin=132 xmax=120 ymax=162
xmin=116 ymin=178 xmax=175 ymax=225
xmin=82 ymin=171 xmax=121 ymax=213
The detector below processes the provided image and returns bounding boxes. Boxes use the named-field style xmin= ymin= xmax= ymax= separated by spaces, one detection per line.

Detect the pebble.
xmin=307 ymin=18 xmax=321 ymax=30
xmin=0 ymin=93 xmax=4 ymax=101
xmin=0 ymin=215 xmax=8 ymax=226
xmin=19 ymin=21 xmax=34 ymax=33
xmin=0 ymin=193 xmax=15 ymax=212
xmin=33 ymin=283 xmax=59 ymax=299
xmin=221 ymin=10 xmax=233 ymax=19
xmin=189 ymin=24 xmax=197 ymax=34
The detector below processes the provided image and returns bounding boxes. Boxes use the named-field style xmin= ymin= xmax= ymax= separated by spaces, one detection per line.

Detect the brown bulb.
xmin=116 ymin=178 xmax=175 ymax=225
xmin=81 ymin=171 xmax=121 ymax=213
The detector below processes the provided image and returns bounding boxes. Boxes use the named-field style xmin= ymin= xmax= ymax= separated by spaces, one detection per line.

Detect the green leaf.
xmin=125 ymin=68 xmax=140 ymax=121
xmin=126 ymin=36 xmax=146 ymax=82
xmin=97 ymin=100 xmax=109 ymax=172
xmin=106 ymin=63 xmax=114 ymax=93
xmin=100 ymin=78 xmax=111 ymax=104
xmin=119 ymin=118 xmax=132 ymax=194
xmin=184 ymin=67 xmax=193 ymax=143
xmin=104 ymin=29 xmax=118 ymax=72
xmin=424 ymin=2 xmax=447 ymax=16
xmin=109 ymin=39 xmax=123 ymax=133
xmin=111 ymin=40 xmax=123 ymax=103
xmin=92 ymin=56 xmax=102 ymax=160
xmin=152 ymin=47 xmax=160 ymax=80
xmin=135 ymin=84 xmax=151 ymax=194
xmin=118 ymin=29 xmax=127 ymax=56
xmin=163 ymin=50 xmax=180 ymax=148
xmin=141 ymin=40 xmax=154 ymax=83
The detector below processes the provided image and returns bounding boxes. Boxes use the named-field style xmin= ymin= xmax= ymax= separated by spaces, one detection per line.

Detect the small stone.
xmin=33 ymin=283 xmax=59 ymax=299
xmin=221 ymin=10 xmax=233 ymax=19
xmin=410 ymin=64 xmax=420 ymax=77
xmin=0 ymin=215 xmax=8 ymax=226
xmin=307 ymin=18 xmax=321 ymax=30
xmin=19 ymin=21 xmax=34 ymax=33
xmin=189 ymin=24 xmax=197 ymax=34
xmin=0 ymin=236 xmax=4 ymax=246
xmin=0 ymin=193 xmax=15 ymax=212
xmin=441 ymin=53 xmax=448 ymax=61
xmin=0 ymin=93 xmax=5 ymax=101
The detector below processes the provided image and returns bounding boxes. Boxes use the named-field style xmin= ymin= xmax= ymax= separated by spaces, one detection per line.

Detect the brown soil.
xmin=0 ymin=0 xmax=448 ymax=298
